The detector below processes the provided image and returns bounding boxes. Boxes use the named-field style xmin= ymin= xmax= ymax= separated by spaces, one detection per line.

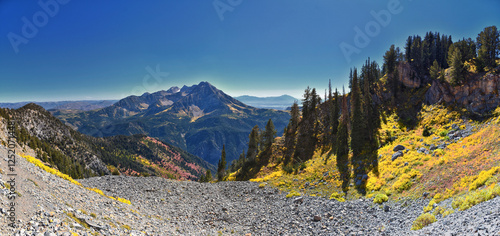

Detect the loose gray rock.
xmin=393 ymin=145 xmax=406 ymax=152
xmin=392 ymin=151 xmax=404 ymax=161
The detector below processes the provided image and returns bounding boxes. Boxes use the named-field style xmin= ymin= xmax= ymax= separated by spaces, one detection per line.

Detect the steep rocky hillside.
xmin=0 ymin=105 xmax=214 ymax=180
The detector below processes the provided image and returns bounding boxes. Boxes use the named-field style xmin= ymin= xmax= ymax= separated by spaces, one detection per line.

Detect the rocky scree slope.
xmin=1 ymin=147 xmax=499 ymax=235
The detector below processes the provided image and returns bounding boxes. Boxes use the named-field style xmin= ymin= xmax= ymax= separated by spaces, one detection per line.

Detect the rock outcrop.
xmin=425 ymin=73 xmax=500 ymax=113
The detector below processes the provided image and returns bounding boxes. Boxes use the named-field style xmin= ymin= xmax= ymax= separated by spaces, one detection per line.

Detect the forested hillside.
xmin=220 ymin=25 xmax=500 ymax=213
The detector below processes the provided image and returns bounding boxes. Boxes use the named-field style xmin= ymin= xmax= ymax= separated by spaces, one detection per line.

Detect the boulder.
xmin=392 ymin=151 xmax=404 ymax=161
xmin=393 ymin=145 xmax=406 ymax=152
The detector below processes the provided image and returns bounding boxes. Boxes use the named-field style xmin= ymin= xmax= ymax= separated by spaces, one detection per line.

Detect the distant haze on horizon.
xmin=1 ymin=0 xmax=499 ymax=103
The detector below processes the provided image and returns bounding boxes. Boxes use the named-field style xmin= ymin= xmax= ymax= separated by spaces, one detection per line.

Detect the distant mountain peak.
xmin=54 ymin=81 xmax=291 ymax=166
xmin=166 ymin=86 xmax=180 ymax=94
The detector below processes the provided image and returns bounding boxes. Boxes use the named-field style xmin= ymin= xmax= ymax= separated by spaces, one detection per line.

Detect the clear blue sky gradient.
xmin=1 ymin=0 xmax=499 ymax=102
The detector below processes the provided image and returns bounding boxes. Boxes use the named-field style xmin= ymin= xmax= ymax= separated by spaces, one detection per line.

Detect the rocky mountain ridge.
xmin=0 ymin=105 xmax=214 ymax=180
xmin=0 ymin=100 xmax=117 ymax=111
xmin=55 ymin=82 xmax=291 ymax=166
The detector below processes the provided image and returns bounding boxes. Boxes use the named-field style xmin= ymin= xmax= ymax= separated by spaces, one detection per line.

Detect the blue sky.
xmin=0 ymin=0 xmax=499 ymax=102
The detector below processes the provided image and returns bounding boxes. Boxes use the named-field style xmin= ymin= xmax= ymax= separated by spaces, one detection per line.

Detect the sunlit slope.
xmin=240 ymin=105 xmax=500 ymax=202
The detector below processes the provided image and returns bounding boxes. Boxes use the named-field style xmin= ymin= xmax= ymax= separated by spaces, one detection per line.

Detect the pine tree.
xmin=205 ymin=169 xmax=212 ymax=182
xmin=350 ymin=68 xmax=364 ymax=157
xmin=429 ymin=60 xmax=442 ymax=80
xmin=362 ymin=71 xmax=380 ymax=173
xmin=217 ymin=145 xmax=227 ymax=181
xmin=294 ymin=87 xmax=320 ymax=162
xmin=262 ymin=119 xmax=276 ymax=150
xmin=331 ymin=88 xmax=340 ymax=139
xmin=336 ymin=88 xmax=350 ymax=192
xmin=405 ymin=36 xmax=413 ymax=62
xmin=283 ymin=102 xmax=299 ymax=165
xmin=199 ymin=174 xmax=206 ymax=182
xmin=449 ymin=47 xmax=465 ymax=85
xmin=246 ymin=126 xmax=260 ymax=161
xmin=383 ymin=45 xmax=397 ymax=75
xmin=322 ymin=80 xmax=334 ymax=147
xmin=477 ymin=26 xmax=500 ymax=71
xmin=350 ymin=68 xmax=366 ymax=189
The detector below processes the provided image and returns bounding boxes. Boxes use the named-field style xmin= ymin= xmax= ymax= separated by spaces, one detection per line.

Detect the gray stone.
xmin=393 ymin=145 xmax=406 ymax=152
xmin=293 ymin=197 xmax=303 ymax=204
xmin=418 ymin=147 xmax=430 ymax=155
xmin=391 ymin=151 xmax=404 ymax=161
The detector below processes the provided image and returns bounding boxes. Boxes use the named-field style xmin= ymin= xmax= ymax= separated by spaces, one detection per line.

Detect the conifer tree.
xmin=449 ymin=47 xmax=465 ymax=85
xmin=362 ymin=71 xmax=380 ymax=173
xmin=205 ymin=169 xmax=212 ymax=182
xmin=246 ymin=126 xmax=260 ymax=161
xmin=477 ymin=26 xmax=500 ymax=71
xmin=217 ymin=145 xmax=227 ymax=181
xmin=321 ymin=80 xmax=334 ymax=147
xmin=262 ymin=119 xmax=276 ymax=150
xmin=405 ymin=36 xmax=412 ymax=62
xmin=350 ymin=68 xmax=364 ymax=157
xmin=331 ymin=88 xmax=340 ymax=139
xmin=336 ymin=88 xmax=350 ymax=192
xmin=283 ymin=102 xmax=299 ymax=165
xmin=294 ymin=87 xmax=320 ymax=162
xmin=350 ymin=68 xmax=366 ymax=189
xmin=430 ymin=60 xmax=442 ymax=80
xmin=383 ymin=45 xmax=397 ymax=76
xmin=325 ymin=88 xmax=340 ymax=164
